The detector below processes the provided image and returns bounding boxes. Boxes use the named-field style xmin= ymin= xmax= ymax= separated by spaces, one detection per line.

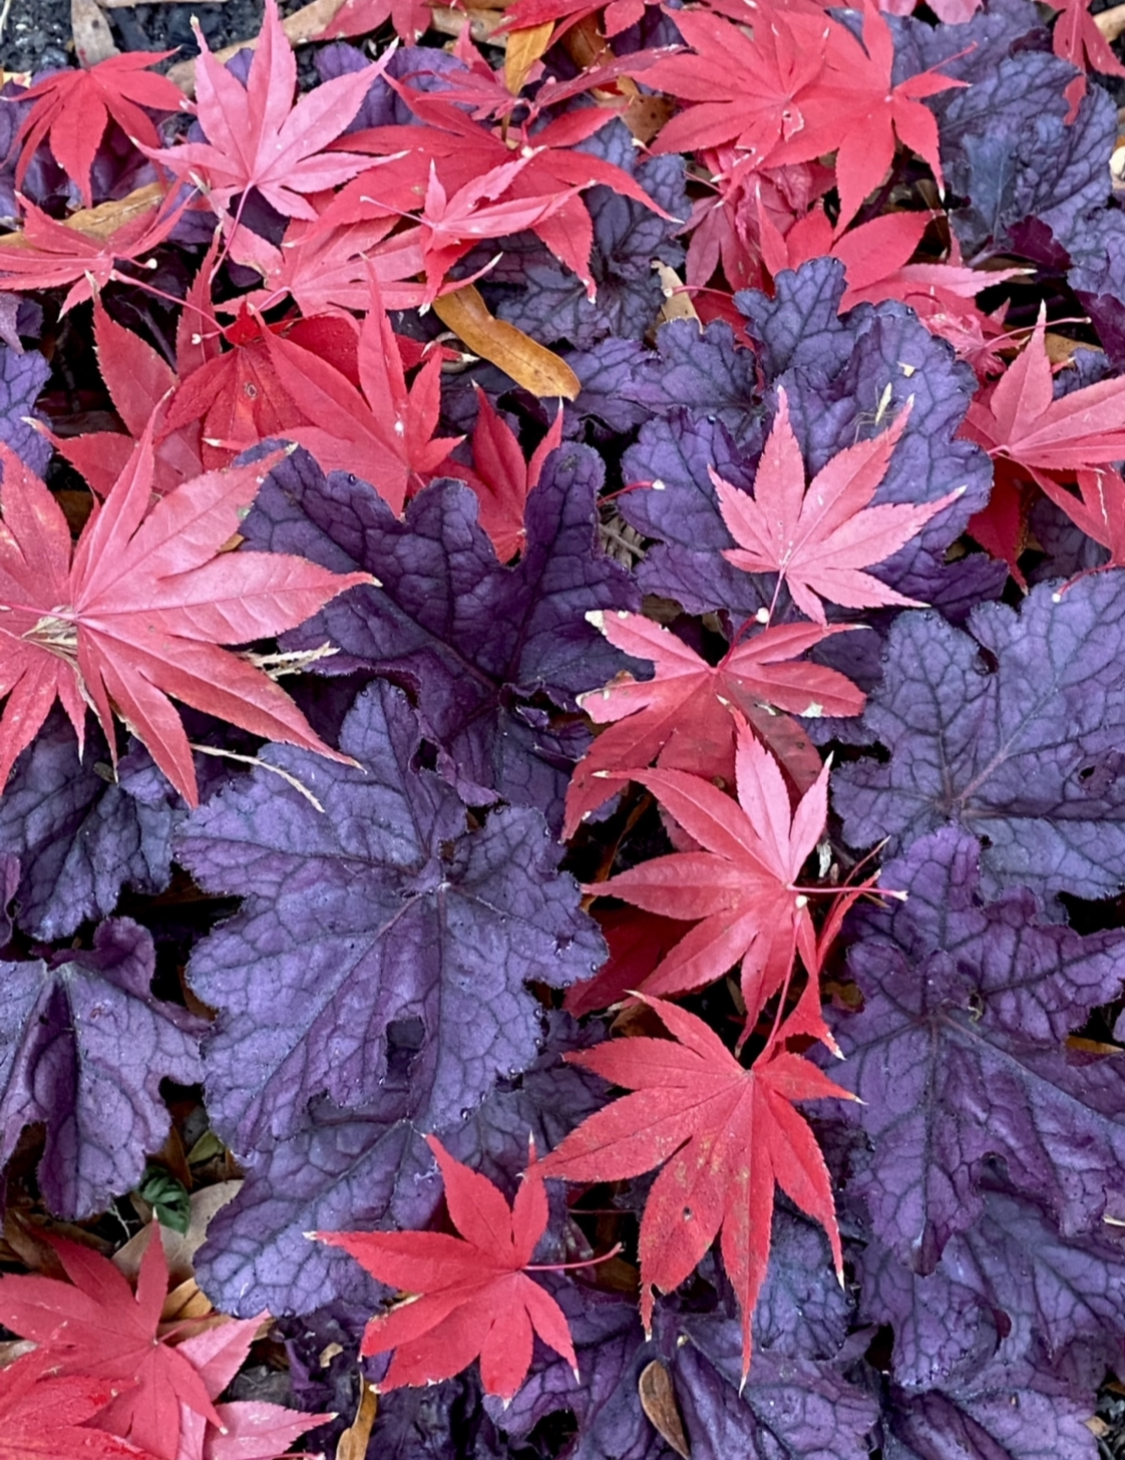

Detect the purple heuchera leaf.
xmin=0 ymin=918 xmax=204 ymax=1218
xmin=0 ymin=339 xmax=50 ymax=475
xmin=177 ymin=681 xmax=603 ymax=1156
xmin=878 ymin=1365 xmax=1095 ymax=1460
xmin=622 ymin=263 xmax=992 ymax=615
xmin=1068 ymin=205 xmax=1125 ymax=369
xmin=0 ymin=709 xmax=182 ymax=941
xmin=675 ymin=1314 xmax=879 ymax=1459
xmin=936 ymin=51 xmax=1116 ymax=261
xmin=242 ymin=446 xmax=637 ymax=827
xmin=195 ymin=1113 xmax=421 ymax=1316
xmin=828 ymin=827 xmax=1125 ymax=1270
xmin=889 ymin=0 xmax=1048 ymax=86
xmin=859 ymin=1186 xmax=1125 ymax=1395
xmin=620 ymin=410 xmax=768 ymax=617
xmin=834 ymin=575 xmax=1125 ymax=902
xmin=0 ymin=853 xmax=16 ymax=948
xmin=193 ymin=1010 xmax=607 ymax=1316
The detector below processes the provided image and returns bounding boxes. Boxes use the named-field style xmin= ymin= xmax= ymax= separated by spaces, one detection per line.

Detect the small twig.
xmin=190 ymin=743 xmax=326 ymax=812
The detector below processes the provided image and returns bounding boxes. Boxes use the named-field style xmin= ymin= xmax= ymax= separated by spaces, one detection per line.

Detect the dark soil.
xmin=0 ymin=0 xmax=318 ymax=76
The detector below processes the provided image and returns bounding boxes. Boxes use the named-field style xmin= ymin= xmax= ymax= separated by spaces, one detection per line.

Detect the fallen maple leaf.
xmin=563 ymin=611 xmax=864 ymax=838
xmin=1038 ymin=467 xmax=1125 ymax=570
xmin=960 ymin=308 xmax=1125 ymax=478
xmin=0 ymin=192 xmax=187 ymax=313
xmin=0 ymin=1349 xmax=153 ymax=1460
xmin=0 ymin=424 xmax=370 ymax=805
xmin=0 ymin=1236 xmax=218 ymax=1460
xmin=771 ymin=0 xmax=965 ymax=228
xmin=142 ymin=0 xmax=394 ymax=225
xmin=582 ymin=712 xmax=834 ymax=1025
xmin=713 ymin=388 xmax=964 ymax=625
xmin=538 ymin=994 xmax=853 ymax=1381
xmin=443 ymin=386 xmax=565 ymax=560
xmin=1050 ymin=0 xmax=1125 ymax=115
xmin=645 ymin=7 xmax=830 ymax=160
xmin=315 ymin=1135 xmax=578 ymax=1402
xmin=173 ymin=1317 xmax=333 ymax=1460
xmin=43 ymin=296 xmax=202 ymax=497
xmin=11 ymin=51 xmax=184 ymax=209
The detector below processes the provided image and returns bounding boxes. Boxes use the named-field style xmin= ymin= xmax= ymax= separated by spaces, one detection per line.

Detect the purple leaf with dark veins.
xmin=828 ymin=827 xmax=1125 ymax=1269
xmin=0 ymin=710 xmax=181 ymax=941
xmin=177 ymin=681 xmax=603 ymax=1156
xmin=0 ymin=918 xmax=204 ymax=1219
xmin=241 ymin=445 xmax=637 ymax=827
xmin=834 ymin=574 xmax=1125 ymax=901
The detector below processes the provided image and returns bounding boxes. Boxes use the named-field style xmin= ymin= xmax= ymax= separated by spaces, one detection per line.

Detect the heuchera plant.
xmin=2 ymin=0 xmax=1125 ymax=1452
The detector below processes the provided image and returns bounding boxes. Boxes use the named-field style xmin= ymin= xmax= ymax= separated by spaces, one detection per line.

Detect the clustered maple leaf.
xmin=0 ymin=427 xmax=369 ymax=804
xmin=0 ymin=1233 xmax=329 ymax=1460
xmin=4 ymin=0 xmax=1125 ymax=1452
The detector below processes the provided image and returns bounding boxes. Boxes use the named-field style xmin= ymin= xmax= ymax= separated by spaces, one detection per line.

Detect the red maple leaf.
xmin=771 ymin=0 xmax=964 ymax=228
xmin=0 ymin=423 xmax=369 ymax=804
xmin=316 ymin=1135 xmax=578 ymax=1402
xmin=1050 ymin=0 xmax=1125 ymax=115
xmin=311 ymin=0 xmax=431 ymax=42
xmin=0 ymin=192 xmax=187 ymax=313
xmin=43 ymin=296 xmax=202 ymax=498
xmin=538 ymin=994 xmax=853 ymax=1380
xmin=643 ymin=7 xmax=830 ymax=160
xmin=231 ymin=209 xmax=428 ymax=315
xmin=0 ymin=1348 xmax=153 ymax=1460
xmin=144 ymin=0 xmax=392 ymax=225
xmin=582 ymin=713 xmax=834 ymax=1024
xmin=173 ymin=1317 xmax=333 ymax=1460
xmin=960 ymin=308 xmax=1125 ymax=479
xmin=563 ymin=611 xmax=864 ymax=838
xmin=713 ymin=388 xmax=964 ymax=625
xmin=261 ymin=274 xmax=462 ymax=507
xmin=0 ymin=1237 xmax=218 ymax=1460
xmin=11 ymin=52 xmax=184 ymax=209
xmin=443 ymin=386 xmax=564 ymax=561
xmin=326 ymin=95 xmax=670 ymax=295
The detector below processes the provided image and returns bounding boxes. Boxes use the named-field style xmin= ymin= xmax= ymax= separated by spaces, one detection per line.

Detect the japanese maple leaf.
xmin=444 ymin=386 xmax=564 ymax=560
xmin=312 ymin=0 xmax=430 ymax=41
xmin=231 ymin=210 xmax=427 ymax=315
xmin=11 ymin=52 xmax=184 ymax=208
xmin=644 ymin=7 xmax=830 ymax=160
xmin=330 ymin=96 xmax=670 ymax=294
xmin=1039 ymin=467 xmax=1125 ymax=569
xmin=1050 ymin=0 xmax=1125 ymax=113
xmin=316 ymin=1135 xmax=578 ymax=1401
xmin=583 ymin=713 xmax=832 ymax=1024
xmin=173 ymin=1318 xmax=332 ymax=1460
xmin=0 ymin=1236 xmax=218 ymax=1460
xmin=772 ymin=1 xmax=965 ymax=228
xmin=563 ymin=612 xmax=864 ymax=838
xmin=0 ymin=192 xmax=187 ymax=313
xmin=44 ymin=297 xmax=203 ymax=498
xmin=412 ymin=156 xmax=587 ymax=305
xmin=504 ymin=0 xmax=664 ymax=38
xmin=539 ymin=995 xmax=853 ymax=1381
xmin=0 ymin=427 xmax=369 ymax=805
xmin=0 ymin=1349 xmax=153 ymax=1460
xmin=713 ymin=388 xmax=964 ymax=625
xmin=960 ymin=309 xmax=1125 ymax=480
xmin=265 ymin=274 xmax=462 ymax=507
xmin=143 ymin=0 xmax=393 ymax=224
